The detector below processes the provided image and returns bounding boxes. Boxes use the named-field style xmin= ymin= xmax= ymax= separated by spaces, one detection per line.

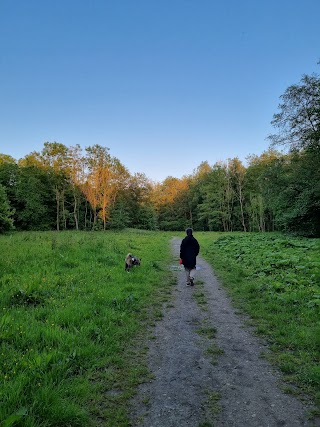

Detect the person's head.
xmin=185 ymin=228 xmax=193 ymax=236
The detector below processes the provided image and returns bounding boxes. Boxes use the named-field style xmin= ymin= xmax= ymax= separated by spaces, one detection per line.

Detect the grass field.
xmin=0 ymin=230 xmax=175 ymax=427
xmin=199 ymin=231 xmax=320 ymax=414
xmin=1 ymin=230 xmax=319 ymax=426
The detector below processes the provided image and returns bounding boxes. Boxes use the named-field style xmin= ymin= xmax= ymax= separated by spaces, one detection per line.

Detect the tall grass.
xmin=199 ymin=232 xmax=320 ymax=411
xmin=2 ymin=230 xmax=319 ymax=425
xmin=0 ymin=230 xmax=174 ymax=427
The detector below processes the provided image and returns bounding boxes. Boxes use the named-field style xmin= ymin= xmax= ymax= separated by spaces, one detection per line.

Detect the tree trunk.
xmin=259 ymin=196 xmax=265 ymax=232
xmin=189 ymin=205 xmax=193 ymax=228
xmin=74 ymin=193 xmax=79 ymax=230
xmin=239 ymin=186 xmax=247 ymax=232
xmin=55 ymin=188 xmax=60 ymax=231
xmin=84 ymin=200 xmax=88 ymax=230
xmin=61 ymin=189 xmax=66 ymax=229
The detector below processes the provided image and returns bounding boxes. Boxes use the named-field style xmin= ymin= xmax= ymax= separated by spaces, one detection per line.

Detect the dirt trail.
xmin=130 ymin=237 xmax=316 ymax=427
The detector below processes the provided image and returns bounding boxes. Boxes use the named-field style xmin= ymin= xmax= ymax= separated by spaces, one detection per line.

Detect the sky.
xmin=0 ymin=0 xmax=319 ymax=182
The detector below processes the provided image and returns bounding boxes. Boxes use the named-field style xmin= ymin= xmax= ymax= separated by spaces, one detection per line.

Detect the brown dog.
xmin=125 ymin=253 xmax=141 ymax=272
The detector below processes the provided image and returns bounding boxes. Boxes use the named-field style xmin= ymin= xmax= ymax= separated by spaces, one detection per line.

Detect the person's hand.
xmin=179 ymin=259 xmax=183 ymax=264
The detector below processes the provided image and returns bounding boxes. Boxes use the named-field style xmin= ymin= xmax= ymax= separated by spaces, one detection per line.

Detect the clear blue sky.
xmin=1 ymin=0 xmax=319 ymax=182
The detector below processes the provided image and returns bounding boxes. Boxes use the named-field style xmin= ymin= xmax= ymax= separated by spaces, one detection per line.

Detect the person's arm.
xmin=180 ymin=240 xmax=185 ymax=259
xmin=195 ymin=239 xmax=200 ymax=256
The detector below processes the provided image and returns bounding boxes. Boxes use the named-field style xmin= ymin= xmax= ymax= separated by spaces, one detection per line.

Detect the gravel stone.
xmin=130 ymin=237 xmax=318 ymax=427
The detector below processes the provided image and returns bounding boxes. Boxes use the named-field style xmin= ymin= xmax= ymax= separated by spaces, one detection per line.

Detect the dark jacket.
xmin=180 ymin=235 xmax=200 ymax=269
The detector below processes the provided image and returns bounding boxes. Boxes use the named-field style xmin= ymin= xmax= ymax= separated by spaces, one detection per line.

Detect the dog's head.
xmin=132 ymin=256 xmax=141 ymax=266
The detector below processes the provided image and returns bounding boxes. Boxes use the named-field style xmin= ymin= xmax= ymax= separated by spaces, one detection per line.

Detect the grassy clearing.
xmin=199 ymin=231 xmax=320 ymax=411
xmin=0 ymin=230 xmax=174 ymax=427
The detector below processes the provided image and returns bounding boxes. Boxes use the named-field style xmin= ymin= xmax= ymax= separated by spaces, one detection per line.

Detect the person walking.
xmin=180 ymin=228 xmax=200 ymax=286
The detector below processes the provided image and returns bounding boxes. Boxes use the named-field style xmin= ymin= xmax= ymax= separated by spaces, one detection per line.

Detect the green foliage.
xmin=268 ymin=73 xmax=320 ymax=151
xmin=134 ymin=203 xmax=158 ymax=230
xmin=0 ymin=184 xmax=14 ymax=233
xmin=0 ymin=145 xmax=319 ymax=236
xmin=0 ymin=160 xmax=19 ymax=202
xmin=256 ymin=149 xmax=320 ymax=236
xmin=275 ymin=148 xmax=320 ymax=236
xmin=15 ymin=166 xmax=56 ymax=230
xmin=198 ymin=164 xmax=230 ymax=231
xmin=264 ymin=71 xmax=320 ymax=236
xmin=200 ymin=232 xmax=320 ymax=405
xmin=108 ymin=201 xmax=130 ymax=229
xmin=158 ymin=204 xmax=188 ymax=231
xmin=0 ymin=230 xmax=173 ymax=426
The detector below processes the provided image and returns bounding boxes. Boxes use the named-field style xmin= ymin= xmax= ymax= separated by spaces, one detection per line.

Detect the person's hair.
xmin=186 ymin=228 xmax=193 ymax=236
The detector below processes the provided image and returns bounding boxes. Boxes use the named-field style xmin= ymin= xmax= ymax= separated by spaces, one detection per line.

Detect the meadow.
xmin=199 ymin=232 xmax=320 ymax=413
xmin=1 ymin=230 xmax=319 ymax=426
xmin=0 ymin=230 xmax=175 ymax=427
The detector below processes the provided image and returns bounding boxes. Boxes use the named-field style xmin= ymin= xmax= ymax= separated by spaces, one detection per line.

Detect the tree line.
xmin=1 ymin=71 xmax=319 ymax=236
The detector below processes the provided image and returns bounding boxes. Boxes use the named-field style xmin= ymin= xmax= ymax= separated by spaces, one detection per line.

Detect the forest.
xmin=1 ymin=72 xmax=319 ymax=237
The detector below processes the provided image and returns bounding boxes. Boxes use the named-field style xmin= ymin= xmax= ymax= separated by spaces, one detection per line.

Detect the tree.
xmin=84 ymin=145 xmax=130 ymax=230
xmin=228 ymin=158 xmax=247 ymax=232
xmin=108 ymin=200 xmax=130 ymax=230
xmin=151 ymin=177 xmax=190 ymax=230
xmin=268 ymin=73 xmax=320 ymax=150
xmin=198 ymin=162 xmax=234 ymax=231
xmin=20 ymin=143 xmax=72 ymax=231
xmin=0 ymin=184 xmax=14 ymax=232
xmin=0 ymin=156 xmax=19 ymax=215
xmin=15 ymin=165 xmax=55 ymax=230
xmin=267 ymin=149 xmax=320 ymax=236
xmin=120 ymin=173 xmax=157 ymax=229
xmin=67 ymin=145 xmax=85 ymax=230
xmin=268 ymin=71 xmax=320 ymax=236
xmin=186 ymin=162 xmax=213 ymax=230
xmin=41 ymin=142 xmax=71 ymax=231
xmin=0 ymin=154 xmax=16 ymax=165
xmin=246 ymin=150 xmax=281 ymax=231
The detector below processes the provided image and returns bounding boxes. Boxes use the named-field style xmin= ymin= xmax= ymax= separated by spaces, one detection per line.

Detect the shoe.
xmin=190 ymin=278 xmax=194 ymax=286
xmin=186 ymin=281 xmax=191 ymax=286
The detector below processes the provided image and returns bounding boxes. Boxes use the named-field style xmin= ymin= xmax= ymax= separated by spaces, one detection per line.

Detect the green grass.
xmin=0 ymin=230 xmax=175 ymax=427
xmin=2 ymin=229 xmax=319 ymax=425
xmin=198 ymin=389 xmax=222 ymax=427
xmin=205 ymin=343 xmax=224 ymax=365
xmin=199 ymin=231 xmax=320 ymax=410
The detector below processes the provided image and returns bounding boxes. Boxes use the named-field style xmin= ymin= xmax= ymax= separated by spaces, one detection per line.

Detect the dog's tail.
xmin=125 ymin=253 xmax=133 ymax=271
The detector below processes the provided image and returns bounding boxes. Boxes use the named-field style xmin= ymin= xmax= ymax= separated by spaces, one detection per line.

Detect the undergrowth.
xmin=199 ymin=232 xmax=320 ymax=412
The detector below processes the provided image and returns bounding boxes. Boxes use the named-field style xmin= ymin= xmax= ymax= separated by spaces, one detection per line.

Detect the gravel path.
xmin=130 ymin=237 xmax=317 ymax=427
